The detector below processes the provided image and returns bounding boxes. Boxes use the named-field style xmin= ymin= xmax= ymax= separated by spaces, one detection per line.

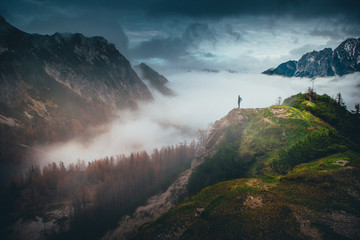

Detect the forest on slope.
xmin=0 ymin=142 xmax=197 ymax=240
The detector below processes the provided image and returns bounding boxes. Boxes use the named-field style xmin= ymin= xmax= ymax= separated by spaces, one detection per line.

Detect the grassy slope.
xmin=243 ymin=105 xmax=331 ymax=175
xmin=133 ymin=151 xmax=360 ymax=240
xmin=187 ymin=103 xmax=336 ymax=195
xmin=132 ymin=93 xmax=360 ymax=239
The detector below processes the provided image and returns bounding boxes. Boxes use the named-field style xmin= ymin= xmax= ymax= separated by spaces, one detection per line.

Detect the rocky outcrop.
xmin=135 ymin=63 xmax=175 ymax=96
xmin=205 ymin=108 xmax=252 ymax=155
xmin=102 ymin=168 xmax=194 ymax=240
xmin=263 ymin=60 xmax=298 ymax=77
xmin=263 ymin=38 xmax=360 ymax=78
xmin=10 ymin=205 xmax=71 ymax=240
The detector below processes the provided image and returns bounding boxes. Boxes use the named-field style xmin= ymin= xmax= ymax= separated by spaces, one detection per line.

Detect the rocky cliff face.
xmin=263 ymin=37 xmax=360 ymax=78
xmin=0 ymin=16 xmax=152 ymax=110
xmin=0 ymin=16 xmax=153 ymax=167
xmin=134 ymin=63 xmax=175 ymax=96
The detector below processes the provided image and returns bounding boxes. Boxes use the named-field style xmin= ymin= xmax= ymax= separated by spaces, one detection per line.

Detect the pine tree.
xmin=355 ymin=103 xmax=360 ymax=115
xmin=336 ymin=92 xmax=345 ymax=107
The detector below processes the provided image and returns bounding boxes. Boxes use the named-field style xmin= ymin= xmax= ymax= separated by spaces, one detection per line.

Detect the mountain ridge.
xmin=263 ymin=37 xmax=360 ymax=78
xmin=0 ymin=16 xmax=154 ymax=168
xmin=134 ymin=63 xmax=175 ymax=96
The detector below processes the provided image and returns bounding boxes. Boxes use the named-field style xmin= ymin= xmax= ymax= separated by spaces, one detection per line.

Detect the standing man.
xmin=238 ymin=95 xmax=242 ymax=108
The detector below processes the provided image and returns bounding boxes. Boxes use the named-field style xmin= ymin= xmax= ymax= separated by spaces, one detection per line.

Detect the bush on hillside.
xmin=283 ymin=93 xmax=360 ymax=144
xmin=270 ymin=129 xmax=349 ymax=174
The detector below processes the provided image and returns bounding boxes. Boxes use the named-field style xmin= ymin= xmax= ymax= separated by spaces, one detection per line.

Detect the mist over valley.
xmin=1 ymin=1 xmax=360 ymax=239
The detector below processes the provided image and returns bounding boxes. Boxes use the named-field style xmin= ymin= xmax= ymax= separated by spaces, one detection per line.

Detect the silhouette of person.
xmin=238 ymin=95 xmax=242 ymax=108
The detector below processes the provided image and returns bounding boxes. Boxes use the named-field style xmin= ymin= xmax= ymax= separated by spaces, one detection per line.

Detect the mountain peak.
xmin=135 ymin=63 xmax=175 ymax=96
xmin=138 ymin=63 xmax=168 ymax=84
xmin=0 ymin=16 xmax=21 ymax=34
xmin=263 ymin=37 xmax=360 ymax=78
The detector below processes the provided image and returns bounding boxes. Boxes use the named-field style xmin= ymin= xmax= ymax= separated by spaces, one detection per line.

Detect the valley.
xmin=1 ymin=2 xmax=360 ymax=239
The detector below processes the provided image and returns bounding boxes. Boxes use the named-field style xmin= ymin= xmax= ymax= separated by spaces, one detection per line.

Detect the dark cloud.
xmin=182 ymin=23 xmax=215 ymax=43
xmin=289 ymin=44 xmax=326 ymax=56
xmin=130 ymin=37 xmax=185 ymax=60
xmin=130 ymin=23 xmax=215 ymax=61
xmin=2 ymin=0 xmax=360 ymax=23
xmin=310 ymin=23 xmax=360 ymax=40
xmin=203 ymin=52 xmax=217 ymax=58
xmin=144 ymin=0 xmax=360 ymax=21
xmin=27 ymin=13 xmax=129 ymax=56
xmin=225 ymin=24 xmax=242 ymax=41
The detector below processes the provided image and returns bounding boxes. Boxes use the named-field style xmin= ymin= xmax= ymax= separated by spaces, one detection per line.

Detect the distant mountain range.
xmin=263 ymin=37 xmax=360 ymax=78
xmin=0 ymin=16 xmax=170 ymax=168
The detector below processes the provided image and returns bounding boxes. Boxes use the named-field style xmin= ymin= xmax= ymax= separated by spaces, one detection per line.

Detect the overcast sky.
xmin=1 ymin=0 xmax=360 ymax=73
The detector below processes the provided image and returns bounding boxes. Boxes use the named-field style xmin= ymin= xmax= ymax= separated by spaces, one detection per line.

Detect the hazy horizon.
xmin=35 ymin=71 xmax=360 ymax=166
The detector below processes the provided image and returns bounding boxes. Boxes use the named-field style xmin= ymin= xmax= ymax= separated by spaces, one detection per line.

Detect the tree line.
xmin=2 ymin=142 xmax=197 ymax=240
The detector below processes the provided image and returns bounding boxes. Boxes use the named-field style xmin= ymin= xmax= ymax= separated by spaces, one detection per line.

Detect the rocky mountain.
xmin=0 ymin=16 xmax=153 ymax=168
xmin=134 ymin=63 xmax=175 ymax=96
xmin=263 ymin=37 xmax=360 ymax=77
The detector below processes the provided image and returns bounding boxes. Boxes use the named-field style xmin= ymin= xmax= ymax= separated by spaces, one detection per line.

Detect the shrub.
xmin=270 ymin=129 xmax=349 ymax=174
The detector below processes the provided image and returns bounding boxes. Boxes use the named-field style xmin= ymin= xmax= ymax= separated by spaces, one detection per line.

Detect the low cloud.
xmin=225 ymin=24 xmax=242 ymax=41
xmin=37 ymin=72 xmax=360 ymax=166
xmin=289 ymin=44 xmax=327 ymax=59
xmin=130 ymin=23 xmax=215 ymax=61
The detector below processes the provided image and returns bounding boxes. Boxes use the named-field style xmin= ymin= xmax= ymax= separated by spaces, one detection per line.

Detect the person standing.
xmin=238 ymin=95 xmax=242 ymax=108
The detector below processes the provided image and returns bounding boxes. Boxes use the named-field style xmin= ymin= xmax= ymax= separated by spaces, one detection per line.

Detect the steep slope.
xmin=134 ymin=63 xmax=175 ymax=96
xmin=102 ymin=168 xmax=194 ymax=240
xmin=130 ymin=93 xmax=360 ymax=240
xmin=133 ymin=151 xmax=360 ymax=240
xmin=263 ymin=38 xmax=360 ymax=77
xmin=102 ymin=123 xmax=224 ymax=240
xmin=188 ymin=103 xmax=345 ymax=194
xmin=0 ymin=16 xmax=153 ymax=167
xmin=0 ymin=16 xmax=152 ymax=109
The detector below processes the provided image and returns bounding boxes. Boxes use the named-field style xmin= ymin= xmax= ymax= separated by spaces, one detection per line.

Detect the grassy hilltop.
xmin=131 ymin=92 xmax=360 ymax=240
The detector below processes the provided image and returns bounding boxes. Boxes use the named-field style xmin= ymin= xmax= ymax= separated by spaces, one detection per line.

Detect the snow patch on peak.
xmin=344 ymin=41 xmax=356 ymax=57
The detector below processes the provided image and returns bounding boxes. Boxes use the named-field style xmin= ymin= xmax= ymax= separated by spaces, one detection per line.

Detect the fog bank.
xmin=37 ymin=72 xmax=360 ymax=166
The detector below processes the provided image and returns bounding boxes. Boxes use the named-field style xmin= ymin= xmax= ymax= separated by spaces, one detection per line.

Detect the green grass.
xmin=132 ymin=151 xmax=360 ymax=240
xmin=188 ymin=104 xmax=336 ymax=195
xmin=288 ymin=151 xmax=359 ymax=176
